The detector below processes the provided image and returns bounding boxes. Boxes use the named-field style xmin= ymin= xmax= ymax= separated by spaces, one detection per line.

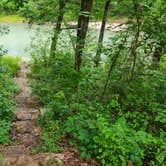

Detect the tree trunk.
xmin=19 ymin=0 xmax=24 ymax=7
xmin=75 ymin=0 xmax=93 ymax=71
xmin=152 ymin=46 xmax=162 ymax=69
xmin=130 ymin=0 xmax=140 ymax=81
xmin=95 ymin=0 xmax=111 ymax=67
xmin=50 ymin=0 xmax=66 ymax=57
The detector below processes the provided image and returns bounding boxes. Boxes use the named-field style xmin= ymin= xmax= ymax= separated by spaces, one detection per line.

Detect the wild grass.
xmin=0 ymin=55 xmax=21 ymax=76
xmin=0 ymin=14 xmax=25 ymax=23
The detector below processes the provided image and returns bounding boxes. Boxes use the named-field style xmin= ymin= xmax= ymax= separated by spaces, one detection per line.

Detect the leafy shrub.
xmin=151 ymin=132 xmax=166 ymax=166
xmin=0 ymin=73 xmax=20 ymax=121
xmin=0 ymin=56 xmax=21 ymax=144
xmin=64 ymin=101 xmax=163 ymax=166
xmin=114 ymin=70 xmax=166 ymax=134
xmin=30 ymin=51 xmax=77 ymax=105
xmin=94 ymin=116 xmax=155 ymax=166
xmin=0 ymin=120 xmax=11 ymax=144
xmin=38 ymin=117 xmax=64 ymax=153
xmin=65 ymin=103 xmax=98 ymax=158
xmin=30 ymin=50 xmax=166 ymax=165
xmin=29 ymin=17 xmax=166 ymax=164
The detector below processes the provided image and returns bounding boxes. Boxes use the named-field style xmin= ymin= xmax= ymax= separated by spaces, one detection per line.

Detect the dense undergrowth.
xmin=30 ymin=48 xmax=166 ymax=165
xmin=0 ymin=56 xmax=21 ymax=144
xmin=0 ymin=0 xmax=165 ymax=165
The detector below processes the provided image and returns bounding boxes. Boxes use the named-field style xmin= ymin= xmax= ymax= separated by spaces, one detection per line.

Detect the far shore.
xmin=0 ymin=15 xmax=127 ymax=32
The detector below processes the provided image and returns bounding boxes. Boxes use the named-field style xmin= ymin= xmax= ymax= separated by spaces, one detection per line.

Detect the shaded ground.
xmin=0 ymin=61 xmax=99 ymax=166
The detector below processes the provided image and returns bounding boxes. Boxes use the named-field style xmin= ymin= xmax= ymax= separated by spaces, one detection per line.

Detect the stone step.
xmin=16 ymin=109 xmax=40 ymax=121
xmin=11 ymin=121 xmax=40 ymax=134
xmin=2 ymin=153 xmax=63 ymax=166
xmin=16 ymin=96 xmax=39 ymax=108
xmin=1 ymin=145 xmax=29 ymax=156
xmin=33 ymin=153 xmax=63 ymax=166
xmin=2 ymin=155 xmax=40 ymax=166
xmin=12 ymin=133 xmax=41 ymax=147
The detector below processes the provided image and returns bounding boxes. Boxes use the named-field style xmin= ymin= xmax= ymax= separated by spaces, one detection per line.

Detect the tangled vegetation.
xmin=29 ymin=0 xmax=165 ymax=165
xmin=0 ymin=0 xmax=166 ymax=165
xmin=0 ymin=56 xmax=21 ymax=144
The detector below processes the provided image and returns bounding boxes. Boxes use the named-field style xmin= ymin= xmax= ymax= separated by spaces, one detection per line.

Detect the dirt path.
xmin=0 ymin=62 xmax=99 ymax=166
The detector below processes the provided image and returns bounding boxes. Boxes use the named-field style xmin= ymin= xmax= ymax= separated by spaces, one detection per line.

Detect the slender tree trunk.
xmin=19 ymin=0 xmax=23 ymax=7
xmin=152 ymin=46 xmax=162 ymax=69
xmin=130 ymin=0 xmax=140 ymax=81
xmin=75 ymin=0 xmax=93 ymax=71
xmin=95 ymin=0 xmax=111 ymax=67
xmin=50 ymin=0 xmax=66 ymax=57
xmin=102 ymin=53 xmax=119 ymax=98
xmin=102 ymin=31 xmax=128 ymax=100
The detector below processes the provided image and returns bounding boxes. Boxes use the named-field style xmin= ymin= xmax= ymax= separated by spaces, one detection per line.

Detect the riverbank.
xmin=0 ymin=14 xmax=127 ymax=32
xmin=66 ymin=20 xmax=127 ymax=32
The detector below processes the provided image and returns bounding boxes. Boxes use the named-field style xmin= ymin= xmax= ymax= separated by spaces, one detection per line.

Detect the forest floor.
xmin=0 ymin=61 xmax=99 ymax=166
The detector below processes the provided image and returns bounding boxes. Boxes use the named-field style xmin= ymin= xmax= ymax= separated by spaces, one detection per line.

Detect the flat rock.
xmin=16 ymin=109 xmax=40 ymax=120
xmin=17 ymin=155 xmax=39 ymax=166
xmin=12 ymin=121 xmax=35 ymax=134
xmin=12 ymin=133 xmax=41 ymax=147
xmin=1 ymin=156 xmax=18 ymax=166
xmin=34 ymin=153 xmax=63 ymax=166
xmin=16 ymin=96 xmax=38 ymax=107
xmin=2 ymin=145 xmax=29 ymax=156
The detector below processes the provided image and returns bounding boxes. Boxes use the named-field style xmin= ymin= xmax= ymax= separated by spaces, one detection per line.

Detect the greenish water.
xmin=0 ymin=23 xmax=114 ymax=59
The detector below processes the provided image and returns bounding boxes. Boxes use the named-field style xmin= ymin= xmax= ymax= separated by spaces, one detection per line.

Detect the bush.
xmin=0 ymin=120 xmax=11 ymax=144
xmin=64 ymin=101 xmax=163 ymax=166
xmin=37 ymin=120 xmax=64 ymax=153
xmin=30 ymin=46 xmax=165 ymax=165
xmin=0 ymin=56 xmax=21 ymax=144
xmin=0 ymin=73 xmax=19 ymax=121
xmin=94 ymin=117 xmax=155 ymax=166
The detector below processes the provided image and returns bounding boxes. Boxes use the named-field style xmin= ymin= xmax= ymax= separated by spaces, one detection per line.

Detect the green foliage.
xmin=0 ymin=56 xmax=21 ymax=144
xmin=65 ymin=103 xmax=98 ymax=158
xmin=0 ymin=73 xmax=19 ymax=122
xmin=38 ymin=117 xmax=64 ymax=153
xmin=30 ymin=50 xmax=77 ymax=105
xmin=22 ymin=0 xmax=166 ymax=165
xmin=0 ymin=56 xmax=21 ymax=76
xmin=0 ymin=14 xmax=24 ymax=22
xmin=117 ymin=70 xmax=166 ymax=132
xmin=0 ymin=120 xmax=11 ymax=144
xmin=38 ymin=132 xmax=63 ymax=153
xmin=152 ymin=131 xmax=166 ymax=166
xmin=94 ymin=117 xmax=154 ymax=166
xmin=30 ymin=46 xmax=166 ymax=165
xmin=30 ymin=51 xmax=75 ymax=152
xmin=0 ymin=0 xmax=27 ymax=12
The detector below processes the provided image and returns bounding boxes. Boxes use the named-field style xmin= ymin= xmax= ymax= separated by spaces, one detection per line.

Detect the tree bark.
xmin=130 ymin=0 xmax=140 ymax=81
xmin=50 ymin=0 xmax=66 ymax=57
xmin=75 ymin=0 xmax=93 ymax=71
xmin=19 ymin=0 xmax=23 ymax=7
xmin=152 ymin=46 xmax=162 ymax=69
xmin=95 ymin=0 xmax=111 ymax=67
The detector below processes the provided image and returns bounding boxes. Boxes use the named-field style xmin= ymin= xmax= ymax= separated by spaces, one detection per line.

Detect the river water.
xmin=0 ymin=22 xmax=114 ymax=59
